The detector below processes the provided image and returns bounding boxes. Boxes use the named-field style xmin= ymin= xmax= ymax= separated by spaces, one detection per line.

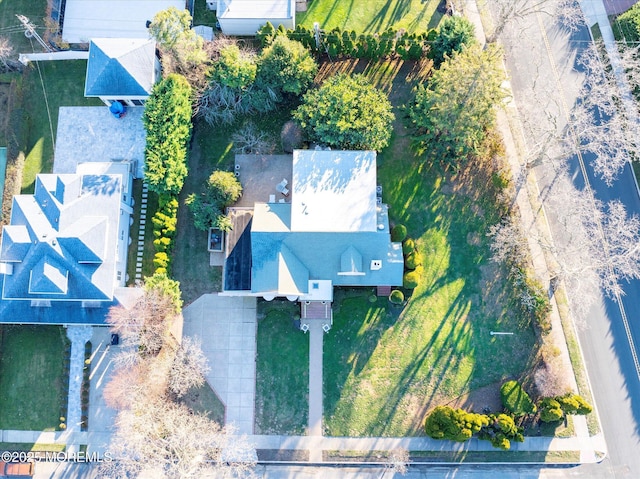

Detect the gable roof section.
xmin=85 ymin=38 xmax=156 ymax=97
xmin=0 ymin=169 xmax=123 ymax=302
xmin=291 ymin=150 xmax=377 ymax=232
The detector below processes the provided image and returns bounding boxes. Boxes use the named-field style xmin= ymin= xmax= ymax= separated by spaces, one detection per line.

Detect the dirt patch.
xmin=467 ymin=231 xmax=481 ymax=246
xmin=445 ymin=381 xmax=504 ymax=414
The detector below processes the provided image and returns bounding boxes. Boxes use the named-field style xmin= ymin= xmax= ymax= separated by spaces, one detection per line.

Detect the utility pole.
xmin=16 ymin=14 xmax=52 ymax=52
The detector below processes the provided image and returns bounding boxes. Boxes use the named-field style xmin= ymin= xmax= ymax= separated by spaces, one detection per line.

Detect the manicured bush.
xmin=402 ymin=238 xmax=416 ymax=255
xmin=405 ymin=251 xmax=421 ymax=270
xmin=424 ymin=406 xmax=489 ymax=442
xmin=478 ymin=413 xmax=524 ymax=450
xmin=539 ymin=398 xmax=564 ymax=423
xmin=403 ymin=270 xmax=419 ymax=290
xmin=389 ymin=290 xmax=404 ymax=305
xmin=207 ymin=170 xmax=243 ymax=206
xmin=293 ymin=74 xmax=394 ymax=151
xmin=556 ymin=393 xmax=593 ymax=416
xmin=391 ymin=224 xmax=407 ymax=242
xmin=500 ymin=380 xmax=536 ymax=415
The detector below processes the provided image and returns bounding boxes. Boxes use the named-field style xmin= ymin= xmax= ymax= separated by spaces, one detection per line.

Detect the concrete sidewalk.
xmin=182 ymin=294 xmax=257 ymax=435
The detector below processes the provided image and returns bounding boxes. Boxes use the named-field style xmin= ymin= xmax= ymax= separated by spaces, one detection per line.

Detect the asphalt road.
xmin=499 ymin=5 xmax=640 ymax=478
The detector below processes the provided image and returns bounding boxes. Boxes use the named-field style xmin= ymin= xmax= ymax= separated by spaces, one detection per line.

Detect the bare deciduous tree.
xmin=99 ymin=400 xmax=256 ymax=479
xmin=382 ymin=448 xmax=410 ymax=476
xmin=232 ymin=122 xmax=276 ymax=155
xmin=107 ymin=288 xmax=176 ymax=357
xmin=168 ymin=337 xmax=210 ymax=398
xmin=482 ymin=0 xmax=584 ymax=43
xmin=0 ymin=37 xmax=14 ymax=70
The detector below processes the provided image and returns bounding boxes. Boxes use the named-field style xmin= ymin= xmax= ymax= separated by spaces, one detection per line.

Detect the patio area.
xmin=53 ymin=106 xmax=146 ymax=178
xmin=234 ymin=154 xmax=292 ymax=207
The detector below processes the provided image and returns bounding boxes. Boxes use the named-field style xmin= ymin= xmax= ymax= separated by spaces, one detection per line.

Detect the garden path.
xmin=65 ymin=325 xmax=92 ymax=451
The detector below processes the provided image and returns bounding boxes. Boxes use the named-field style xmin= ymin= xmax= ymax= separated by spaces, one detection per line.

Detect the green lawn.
xmin=19 ymin=60 xmax=102 ymax=193
xmin=298 ymin=0 xmax=444 ymax=33
xmin=318 ymin=58 xmax=537 ymax=437
xmin=0 ymin=326 xmax=70 ymax=431
xmin=255 ymin=300 xmax=309 ymax=435
xmin=0 ymin=0 xmax=48 ymax=54
xmin=180 ymin=382 xmax=226 ymax=425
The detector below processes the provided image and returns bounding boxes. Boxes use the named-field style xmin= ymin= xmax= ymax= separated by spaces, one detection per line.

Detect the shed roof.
xmin=217 ymin=0 xmax=292 ymax=19
xmin=62 ymin=0 xmax=185 ymax=43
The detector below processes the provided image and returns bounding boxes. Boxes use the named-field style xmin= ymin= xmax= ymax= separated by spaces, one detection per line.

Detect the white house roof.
xmin=217 ymin=0 xmax=292 ymax=19
xmin=291 ymin=150 xmax=378 ymax=232
xmin=62 ymin=0 xmax=185 ymax=43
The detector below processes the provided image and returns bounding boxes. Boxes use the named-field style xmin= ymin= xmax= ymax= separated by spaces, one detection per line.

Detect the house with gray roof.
xmin=0 ymin=161 xmax=137 ymax=324
xmin=85 ymin=38 xmax=160 ymax=107
xmin=222 ymin=150 xmax=404 ymax=325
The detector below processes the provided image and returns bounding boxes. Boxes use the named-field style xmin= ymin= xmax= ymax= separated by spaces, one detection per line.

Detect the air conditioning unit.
xmin=370 ymin=260 xmax=382 ymax=271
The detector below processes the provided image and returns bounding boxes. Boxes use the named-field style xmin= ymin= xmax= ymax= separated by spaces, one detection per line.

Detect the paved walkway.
xmin=134 ymin=183 xmax=149 ymax=282
xmin=183 ymin=294 xmax=257 ymax=435
xmin=307 ymin=321 xmax=324 ymax=461
xmin=85 ymin=327 xmax=120 ymax=455
xmin=65 ymin=326 xmax=92 ymax=447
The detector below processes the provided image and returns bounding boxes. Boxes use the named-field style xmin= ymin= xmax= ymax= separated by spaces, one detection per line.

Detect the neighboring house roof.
xmin=62 ymin=0 xmax=185 ymax=43
xmin=217 ymin=0 xmax=293 ymax=19
xmin=0 ymin=163 xmax=132 ymax=324
xmin=85 ymin=38 xmax=157 ymax=98
xmin=228 ymin=150 xmax=404 ymax=296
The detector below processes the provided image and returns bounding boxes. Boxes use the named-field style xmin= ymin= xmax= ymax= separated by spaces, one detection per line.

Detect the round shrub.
xmin=389 ymin=290 xmax=404 ymax=304
xmin=539 ymin=398 xmax=564 ymax=423
xmin=391 ymin=224 xmax=407 ymax=242
xmin=402 ymin=238 xmax=416 ymax=255
xmin=405 ymin=251 xmax=421 ymax=270
xmin=403 ymin=270 xmax=419 ymax=289
xmin=500 ymin=380 xmax=536 ymax=415
xmin=368 ymin=294 xmax=378 ymax=303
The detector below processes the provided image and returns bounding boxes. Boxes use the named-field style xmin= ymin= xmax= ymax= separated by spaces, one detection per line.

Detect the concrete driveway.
xmin=182 ymin=294 xmax=257 ymax=435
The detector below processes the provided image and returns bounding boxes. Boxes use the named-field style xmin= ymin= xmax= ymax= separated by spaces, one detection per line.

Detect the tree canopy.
xmin=256 ymin=36 xmax=318 ymax=97
xmin=408 ymin=44 xmax=505 ymax=165
xmin=149 ymin=7 xmax=206 ymax=67
xmin=429 ymin=15 xmax=476 ymax=67
xmin=143 ymin=74 xmax=193 ymax=195
xmin=210 ymin=44 xmax=257 ymax=89
xmin=187 ymin=170 xmax=242 ymax=232
xmin=293 ymin=73 xmax=394 ymax=151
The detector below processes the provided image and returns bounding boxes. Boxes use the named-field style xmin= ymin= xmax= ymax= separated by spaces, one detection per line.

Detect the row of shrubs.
xmin=258 ymin=23 xmax=432 ymax=60
xmin=425 ymin=380 xmax=593 ymax=450
xmin=500 ymin=380 xmax=592 ymax=421
xmin=152 ymin=195 xmax=179 ymax=275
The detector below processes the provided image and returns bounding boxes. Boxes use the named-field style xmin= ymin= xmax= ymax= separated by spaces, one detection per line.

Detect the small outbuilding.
xmin=216 ymin=0 xmax=295 ymax=36
xmin=84 ymin=38 xmax=160 ymax=106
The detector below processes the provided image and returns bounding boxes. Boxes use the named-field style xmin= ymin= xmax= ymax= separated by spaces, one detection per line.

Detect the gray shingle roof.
xmin=0 ymin=168 xmax=123 ymax=305
xmin=85 ymin=38 xmax=156 ymax=97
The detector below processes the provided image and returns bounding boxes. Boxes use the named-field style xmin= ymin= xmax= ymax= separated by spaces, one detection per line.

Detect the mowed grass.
xmin=0 ymin=326 xmax=70 ymax=431
xmin=0 ymin=0 xmax=48 ymax=54
xmin=255 ymin=300 xmax=309 ymax=435
xmin=19 ymin=60 xmax=102 ymax=193
xmin=298 ymin=0 xmax=444 ymax=33
xmin=321 ymin=59 xmax=537 ymax=437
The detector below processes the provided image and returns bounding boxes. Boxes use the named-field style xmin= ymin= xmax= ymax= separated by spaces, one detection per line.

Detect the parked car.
xmin=0 ymin=461 xmax=34 ymax=477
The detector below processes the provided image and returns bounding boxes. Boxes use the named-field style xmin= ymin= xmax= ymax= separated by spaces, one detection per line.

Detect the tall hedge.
xmin=143 ymin=74 xmax=193 ymax=195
